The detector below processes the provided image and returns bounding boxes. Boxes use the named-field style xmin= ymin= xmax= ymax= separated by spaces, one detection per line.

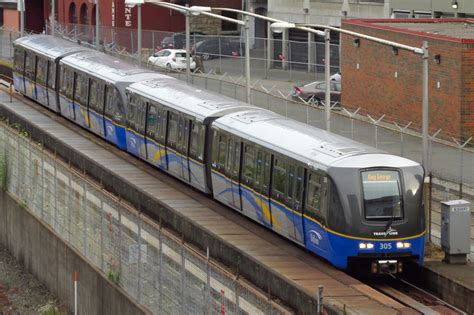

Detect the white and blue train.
xmin=13 ymin=35 xmax=426 ymax=274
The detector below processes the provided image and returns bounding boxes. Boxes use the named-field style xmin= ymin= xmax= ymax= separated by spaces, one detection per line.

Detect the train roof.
xmin=13 ymin=35 xmax=91 ymax=60
xmin=60 ymin=50 xmax=165 ymax=84
xmin=212 ymin=109 xmax=403 ymax=170
xmin=127 ymin=78 xmax=257 ymax=124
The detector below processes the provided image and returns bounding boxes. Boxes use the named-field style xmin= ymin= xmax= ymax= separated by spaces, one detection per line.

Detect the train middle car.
xmin=12 ymin=35 xmax=426 ymax=274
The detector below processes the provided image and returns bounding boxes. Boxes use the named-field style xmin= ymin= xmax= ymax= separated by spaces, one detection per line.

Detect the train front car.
xmin=318 ymin=154 xmax=425 ymax=274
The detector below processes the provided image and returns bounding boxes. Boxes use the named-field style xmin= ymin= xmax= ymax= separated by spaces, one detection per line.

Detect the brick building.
xmin=44 ymin=0 xmax=241 ymax=33
xmin=0 ymin=0 xmax=45 ymax=33
xmin=341 ymin=19 xmax=474 ymax=140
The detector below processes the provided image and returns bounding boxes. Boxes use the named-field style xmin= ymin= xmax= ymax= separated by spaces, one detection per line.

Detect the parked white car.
xmin=147 ymin=49 xmax=196 ymax=71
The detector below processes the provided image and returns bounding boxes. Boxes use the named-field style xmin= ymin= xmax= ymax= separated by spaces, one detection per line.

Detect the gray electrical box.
xmin=441 ymin=200 xmax=470 ymax=264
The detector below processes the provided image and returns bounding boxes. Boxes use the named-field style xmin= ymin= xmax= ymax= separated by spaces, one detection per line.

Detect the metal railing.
xmin=0 ymin=121 xmax=293 ymax=315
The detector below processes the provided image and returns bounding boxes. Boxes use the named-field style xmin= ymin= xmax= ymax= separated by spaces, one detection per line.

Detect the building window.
xmin=221 ymin=11 xmax=238 ymax=32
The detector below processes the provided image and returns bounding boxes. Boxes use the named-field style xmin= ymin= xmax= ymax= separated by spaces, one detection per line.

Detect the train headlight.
xmin=359 ymin=242 xmax=374 ymax=250
xmin=396 ymin=242 xmax=411 ymax=249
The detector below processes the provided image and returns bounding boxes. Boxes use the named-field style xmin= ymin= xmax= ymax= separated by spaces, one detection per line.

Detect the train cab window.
xmin=25 ymin=52 xmax=36 ymax=80
xmin=36 ymin=57 xmax=48 ymax=86
xmin=362 ymin=170 xmax=403 ymax=221
xmin=242 ymin=144 xmax=256 ymax=186
xmin=189 ymin=121 xmax=205 ymax=162
xmin=13 ymin=48 xmax=24 ymax=73
xmin=74 ymin=72 xmax=88 ymax=106
xmin=167 ymin=111 xmax=178 ymax=149
xmin=47 ymin=61 xmax=56 ymax=89
xmin=305 ymin=171 xmax=327 ymax=221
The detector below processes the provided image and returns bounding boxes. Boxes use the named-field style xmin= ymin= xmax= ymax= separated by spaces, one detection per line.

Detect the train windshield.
xmin=362 ymin=170 xmax=403 ymax=220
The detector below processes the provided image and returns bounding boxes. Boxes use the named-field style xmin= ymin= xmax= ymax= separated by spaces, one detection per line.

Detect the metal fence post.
xmin=158 ymin=227 xmax=163 ymax=312
xmin=367 ymin=114 xmax=385 ymax=148
xmin=181 ymin=240 xmax=186 ymax=314
xmin=394 ymin=122 xmax=412 ymax=157
xmin=316 ymin=285 xmax=324 ymax=315
xmin=82 ymin=181 xmax=87 ymax=256
xmin=452 ymin=137 xmax=472 ymax=198
xmin=206 ymin=247 xmax=211 ymax=315
xmin=100 ymin=196 xmax=104 ymax=271
xmin=137 ymin=214 xmax=142 ymax=303
xmin=53 ymin=154 xmax=58 ymax=231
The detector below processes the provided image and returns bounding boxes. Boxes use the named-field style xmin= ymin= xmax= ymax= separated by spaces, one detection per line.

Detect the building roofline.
xmin=342 ymin=18 xmax=474 ymax=44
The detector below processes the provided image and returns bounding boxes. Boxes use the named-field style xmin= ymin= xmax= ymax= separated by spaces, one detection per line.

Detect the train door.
xmin=177 ymin=115 xmax=191 ymax=181
xmin=73 ymin=71 xmax=89 ymax=129
xmin=87 ymin=79 xmax=106 ymax=138
xmin=13 ymin=47 xmax=25 ymax=94
xmin=35 ymin=56 xmax=48 ymax=107
xmin=240 ymin=143 xmax=261 ymax=222
xmin=58 ymin=66 xmax=75 ymax=120
xmin=104 ymin=84 xmax=127 ymax=149
xmin=211 ymin=131 xmax=233 ymax=206
xmin=24 ymin=51 xmax=36 ymax=99
xmin=254 ymin=148 xmax=272 ymax=227
xmin=286 ymin=165 xmax=305 ymax=243
xmin=46 ymin=60 xmax=59 ymax=112
xmin=125 ymin=92 xmax=147 ymax=159
xmin=145 ymin=102 xmax=167 ymax=170
xmin=303 ymin=171 xmax=330 ymax=257
xmin=228 ymin=137 xmax=241 ymax=210
xmin=188 ymin=120 xmax=206 ymax=191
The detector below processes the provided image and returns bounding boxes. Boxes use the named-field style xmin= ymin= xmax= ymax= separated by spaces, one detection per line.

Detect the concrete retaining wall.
xmin=0 ymin=97 xmax=339 ymax=314
xmin=0 ymin=190 xmax=151 ymax=315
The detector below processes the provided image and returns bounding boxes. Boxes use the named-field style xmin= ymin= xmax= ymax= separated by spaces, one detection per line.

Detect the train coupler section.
xmin=371 ymin=260 xmax=403 ymax=274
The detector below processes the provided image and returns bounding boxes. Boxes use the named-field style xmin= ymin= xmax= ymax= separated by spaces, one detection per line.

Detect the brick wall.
xmin=341 ymin=20 xmax=473 ymax=140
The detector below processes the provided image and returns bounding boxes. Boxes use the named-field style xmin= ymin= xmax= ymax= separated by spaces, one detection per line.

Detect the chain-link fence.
xmin=0 ymin=28 xmax=20 ymax=63
xmin=0 ymin=121 xmax=293 ymax=315
xmin=43 ymin=22 xmax=474 ymax=192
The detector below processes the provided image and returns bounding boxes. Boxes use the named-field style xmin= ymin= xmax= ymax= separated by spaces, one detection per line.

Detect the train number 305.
xmin=379 ymin=243 xmax=392 ymax=250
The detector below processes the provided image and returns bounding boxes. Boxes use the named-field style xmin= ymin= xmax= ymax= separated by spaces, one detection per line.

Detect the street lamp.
xmin=96 ymin=0 xmax=100 ymax=49
xmin=271 ymin=22 xmax=333 ymax=131
xmin=124 ymin=0 xmax=144 ymax=65
xmin=148 ymin=2 xmax=251 ymax=103
xmin=17 ymin=0 xmax=25 ymax=37
xmin=452 ymin=0 xmax=459 ymax=18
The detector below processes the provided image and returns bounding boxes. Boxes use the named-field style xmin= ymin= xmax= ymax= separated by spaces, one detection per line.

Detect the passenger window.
xmin=36 ymin=57 xmax=48 ymax=85
xmin=60 ymin=66 xmax=74 ymax=99
xmin=104 ymin=85 xmax=114 ymax=118
xmin=167 ymin=111 xmax=178 ymax=149
xmin=217 ymin=134 xmax=227 ymax=168
xmin=272 ymin=158 xmax=288 ymax=202
xmin=156 ymin=106 xmax=167 ymax=143
xmin=112 ymin=88 xmax=125 ymax=123
xmin=74 ymin=72 xmax=88 ymax=105
xmin=146 ymin=104 xmax=157 ymax=139
xmin=14 ymin=48 xmax=24 ymax=73
xmin=127 ymin=93 xmax=138 ymax=129
xmin=294 ymin=167 xmax=304 ymax=211
xmin=242 ymin=144 xmax=255 ymax=186
xmin=47 ymin=61 xmax=56 ymax=89
xmin=25 ymin=52 xmax=35 ymax=80
xmin=305 ymin=171 xmax=326 ymax=220
xmin=89 ymin=79 xmax=98 ymax=110
xmin=136 ymin=98 xmax=147 ymax=135
xmin=288 ymin=165 xmax=295 ymax=200
xmin=177 ymin=116 xmax=190 ymax=155
xmin=189 ymin=121 xmax=204 ymax=162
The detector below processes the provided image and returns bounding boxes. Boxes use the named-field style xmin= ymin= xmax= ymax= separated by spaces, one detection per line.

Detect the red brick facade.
xmin=341 ymin=19 xmax=474 ymax=141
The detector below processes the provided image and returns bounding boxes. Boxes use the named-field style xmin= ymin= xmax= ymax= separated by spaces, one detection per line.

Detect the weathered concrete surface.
xmin=0 ymin=191 xmax=151 ymax=315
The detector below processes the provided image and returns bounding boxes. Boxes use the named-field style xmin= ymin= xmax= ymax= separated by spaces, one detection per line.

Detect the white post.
xmin=324 ymin=29 xmax=331 ymax=132
xmin=185 ymin=10 xmax=191 ymax=82
xmin=137 ymin=4 xmax=142 ymax=65
xmin=266 ymin=21 xmax=273 ymax=70
xmin=51 ymin=0 xmax=55 ymax=36
xmin=96 ymin=0 xmax=100 ymax=49
xmin=245 ymin=15 xmax=251 ymax=104
xmin=18 ymin=0 xmax=25 ymax=37
xmin=74 ymin=271 xmax=78 ymax=315
xmin=422 ymin=41 xmax=429 ymax=172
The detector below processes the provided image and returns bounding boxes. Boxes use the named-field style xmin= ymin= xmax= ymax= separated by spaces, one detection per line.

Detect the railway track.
xmin=1 ymin=77 xmax=468 ymax=315
xmin=369 ymin=274 xmax=466 ymax=315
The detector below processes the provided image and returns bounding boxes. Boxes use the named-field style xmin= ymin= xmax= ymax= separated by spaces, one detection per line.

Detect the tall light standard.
xmin=17 ymin=0 xmax=25 ymax=37
xmin=452 ymin=1 xmax=459 ymax=18
xmin=51 ymin=0 xmax=55 ymax=36
xmin=125 ymin=0 xmax=144 ymax=65
xmin=271 ymin=22 xmax=332 ymax=131
xmin=147 ymin=2 xmax=251 ymax=102
xmin=96 ymin=0 xmax=100 ymax=49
